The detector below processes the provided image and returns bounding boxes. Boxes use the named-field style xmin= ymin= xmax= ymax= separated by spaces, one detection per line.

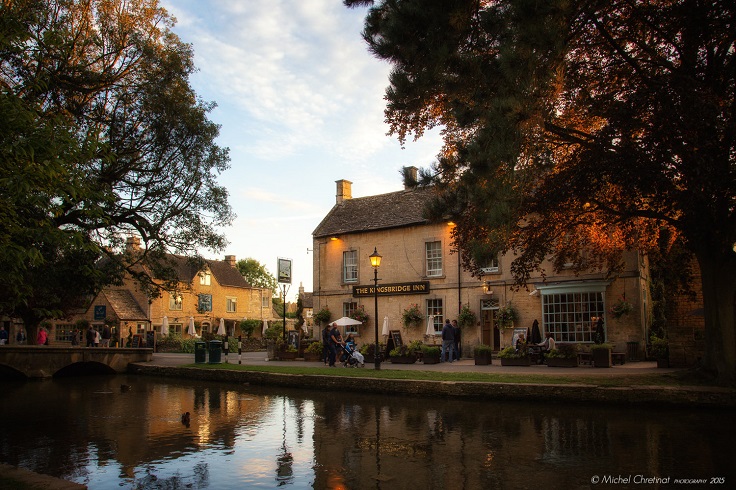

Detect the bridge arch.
xmin=0 ymin=346 xmax=153 ymax=378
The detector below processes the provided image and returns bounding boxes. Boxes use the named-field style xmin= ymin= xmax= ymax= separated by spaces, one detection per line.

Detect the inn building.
xmin=312 ymin=170 xmax=651 ymax=357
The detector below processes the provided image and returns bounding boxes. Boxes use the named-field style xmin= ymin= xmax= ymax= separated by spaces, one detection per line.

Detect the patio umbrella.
xmin=262 ymin=319 xmax=269 ymax=336
xmin=425 ymin=315 xmax=435 ymax=336
xmin=332 ymin=316 xmax=362 ymax=327
xmin=187 ymin=317 xmax=196 ymax=337
xmin=530 ymin=319 xmax=542 ymax=344
xmin=217 ymin=318 xmax=226 ymax=336
xmin=381 ymin=316 xmax=390 ymax=336
xmin=161 ymin=316 xmax=169 ymax=336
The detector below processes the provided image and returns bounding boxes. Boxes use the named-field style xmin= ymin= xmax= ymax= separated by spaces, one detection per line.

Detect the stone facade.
xmin=312 ymin=174 xmax=651 ymax=358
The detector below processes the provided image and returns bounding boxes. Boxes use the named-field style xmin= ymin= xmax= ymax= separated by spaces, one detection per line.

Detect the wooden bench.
xmin=612 ymin=352 xmax=626 ymax=365
xmin=577 ymin=352 xmax=593 ymax=366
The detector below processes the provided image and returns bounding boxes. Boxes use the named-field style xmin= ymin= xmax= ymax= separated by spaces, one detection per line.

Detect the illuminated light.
xmin=447 ymin=221 xmax=456 ymax=226
xmin=330 ymin=236 xmax=339 ymax=241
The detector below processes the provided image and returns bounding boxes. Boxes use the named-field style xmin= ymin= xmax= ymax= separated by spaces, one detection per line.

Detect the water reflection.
xmin=0 ymin=375 xmax=734 ymax=489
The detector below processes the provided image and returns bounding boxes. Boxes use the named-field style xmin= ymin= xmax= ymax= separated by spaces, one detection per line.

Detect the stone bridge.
xmin=0 ymin=346 xmax=153 ymax=379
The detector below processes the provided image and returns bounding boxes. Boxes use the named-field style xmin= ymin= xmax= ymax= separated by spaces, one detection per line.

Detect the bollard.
xmin=238 ymin=335 xmax=243 ymax=364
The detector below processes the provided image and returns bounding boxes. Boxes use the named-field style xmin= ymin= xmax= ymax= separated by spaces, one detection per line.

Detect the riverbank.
xmin=129 ymin=352 xmax=736 ymax=409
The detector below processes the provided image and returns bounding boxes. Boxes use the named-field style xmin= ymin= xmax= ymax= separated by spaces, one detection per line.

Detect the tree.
xmin=0 ymin=0 xmax=232 ymax=331
xmin=236 ymin=258 xmax=277 ymax=292
xmin=347 ymin=1 xmax=735 ymax=384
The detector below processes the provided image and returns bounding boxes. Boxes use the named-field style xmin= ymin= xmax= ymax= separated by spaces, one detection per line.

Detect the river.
xmin=1 ymin=374 xmax=733 ymax=489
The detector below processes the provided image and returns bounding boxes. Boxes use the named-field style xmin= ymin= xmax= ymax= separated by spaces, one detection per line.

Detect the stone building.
xmin=54 ymin=237 xmax=272 ymax=345
xmin=312 ymin=171 xmax=651 ymax=358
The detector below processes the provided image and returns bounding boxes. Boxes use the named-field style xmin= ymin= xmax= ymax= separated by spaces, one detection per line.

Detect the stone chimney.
xmin=125 ymin=236 xmax=141 ymax=253
xmin=224 ymin=255 xmax=236 ymax=267
xmin=336 ymin=179 xmax=352 ymax=204
xmin=404 ymin=166 xmax=418 ymax=190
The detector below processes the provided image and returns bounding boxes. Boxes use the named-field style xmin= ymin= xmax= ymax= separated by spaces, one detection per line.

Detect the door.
xmin=480 ymin=299 xmax=500 ymax=350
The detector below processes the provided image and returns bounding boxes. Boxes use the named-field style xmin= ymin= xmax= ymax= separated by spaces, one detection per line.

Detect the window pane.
xmin=542 ymin=291 xmax=605 ymax=342
xmin=343 ymin=250 xmax=358 ymax=283
xmin=426 ymin=299 xmax=443 ymax=333
xmin=425 ymin=241 xmax=442 ymax=277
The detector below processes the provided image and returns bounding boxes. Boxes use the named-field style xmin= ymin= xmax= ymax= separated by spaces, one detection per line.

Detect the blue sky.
xmin=161 ymin=0 xmax=443 ymax=298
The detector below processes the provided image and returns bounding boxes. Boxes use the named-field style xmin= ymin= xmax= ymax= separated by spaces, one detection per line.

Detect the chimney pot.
xmin=336 ymin=179 xmax=352 ymax=204
xmin=404 ymin=166 xmax=418 ymax=190
xmin=225 ymin=255 xmax=236 ymax=267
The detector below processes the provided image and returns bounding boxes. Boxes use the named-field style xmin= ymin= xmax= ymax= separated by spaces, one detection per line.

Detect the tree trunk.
xmin=697 ymin=252 xmax=736 ymax=386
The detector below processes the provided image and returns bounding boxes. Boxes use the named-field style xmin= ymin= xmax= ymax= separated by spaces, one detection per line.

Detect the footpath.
xmin=130 ymin=352 xmax=736 ymax=409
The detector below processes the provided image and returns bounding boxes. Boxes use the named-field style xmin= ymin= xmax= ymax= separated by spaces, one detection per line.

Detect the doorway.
xmin=480 ymin=299 xmax=500 ymax=350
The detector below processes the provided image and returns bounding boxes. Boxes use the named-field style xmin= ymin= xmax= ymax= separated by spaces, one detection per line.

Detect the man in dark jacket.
xmin=441 ymin=319 xmax=455 ymax=363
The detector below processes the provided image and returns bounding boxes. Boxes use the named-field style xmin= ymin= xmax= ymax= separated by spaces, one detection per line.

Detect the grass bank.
xmin=186 ymin=362 xmax=720 ymax=388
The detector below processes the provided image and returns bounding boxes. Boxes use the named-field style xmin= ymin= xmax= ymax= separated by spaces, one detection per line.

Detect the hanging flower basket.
xmin=610 ymin=297 xmax=633 ymax=319
xmin=401 ymin=303 xmax=423 ymax=328
xmin=497 ymin=303 xmax=517 ymax=329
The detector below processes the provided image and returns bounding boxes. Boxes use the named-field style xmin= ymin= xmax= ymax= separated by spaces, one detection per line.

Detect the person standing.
xmin=441 ymin=319 xmax=455 ymax=363
xmin=328 ymin=322 xmax=342 ymax=367
xmin=94 ymin=328 xmax=100 ymax=347
xmin=321 ymin=324 xmax=331 ymax=366
xmin=86 ymin=325 xmax=96 ymax=347
xmin=36 ymin=327 xmax=48 ymax=345
xmin=71 ymin=329 xmax=80 ymax=346
xmin=16 ymin=328 xmax=26 ymax=345
xmin=0 ymin=326 xmax=8 ymax=345
xmin=101 ymin=324 xmax=112 ymax=347
xmin=452 ymin=319 xmax=461 ymax=361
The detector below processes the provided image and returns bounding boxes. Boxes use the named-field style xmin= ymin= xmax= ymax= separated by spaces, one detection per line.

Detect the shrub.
xmin=306 ymin=341 xmax=323 ymax=354
xmin=458 ymin=304 xmax=477 ymax=329
xmin=474 ymin=344 xmax=493 ymax=356
xmin=420 ymin=345 xmax=440 ymax=356
xmin=649 ymin=335 xmax=669 ymax=359
xmin=497 ymin=345 xmax=527 ymax=359
xmin=497 ymin=303 xmax=517 ymax=328
xmin=590 ymin=343 xmax=613 ymax=351
xmin=239 ymin=319 xmax=261 ymax=338
xmin=401 ymin=304 xmax=423 ymax=327
xmin=546 ymin=343 xmax=578 ymax=359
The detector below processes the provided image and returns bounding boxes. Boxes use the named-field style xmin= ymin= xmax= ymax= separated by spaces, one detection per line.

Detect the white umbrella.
xmin=187 ymin=317 xmax=196 ymax=337
xmin=426 ymin=315 xmax=436 ymax=336
xmin=262 ymin=319 xmax=269 ymax=336
xmin=161 ymin=316 xmax=169 ymax=336
xmin=333 ymin=316 xmax=362 ymax=326
xmin=381 ymin=316 xmax=390 ymax=336
xmin=217 ymin=318 xmax=226 ymax=336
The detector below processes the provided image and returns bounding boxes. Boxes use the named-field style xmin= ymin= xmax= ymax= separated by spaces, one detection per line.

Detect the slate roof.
xmin=162 ymin=255 xmax=251 ymax=289
xmin=103 ymin=290 xmax=148 ymax=321
xmin=312 ymin=187 xmax=435 ymax=238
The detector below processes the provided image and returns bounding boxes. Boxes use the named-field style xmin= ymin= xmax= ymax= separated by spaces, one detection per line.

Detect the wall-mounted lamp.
xmin=447 ymin=221 xmax=456 ymax=227
xmin=529 ymin=289 xmax=539 ymax=297
xmin=330 ymin=236 xmax=339 ymax=241
xmin=482 ymin=281 xmax=493 ymax=295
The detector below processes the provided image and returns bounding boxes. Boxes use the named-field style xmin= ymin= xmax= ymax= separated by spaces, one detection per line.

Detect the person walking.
xmin=441 ymin=319 xmax=455 ymax=363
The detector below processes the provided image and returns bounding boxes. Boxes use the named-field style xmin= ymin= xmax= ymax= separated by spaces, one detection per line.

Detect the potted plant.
xmin=360 ymin=342 xmax=384 ymax=363
xmin=401 ymin=303 xmax=423 ymax=328
xmin=497 ymin=303 xmax=517 ymax=329
xmin=545 ymin=343 xmax=579 ymax=367
xmin=349 ymin=305 xmax=369 ymax=324
xmin=313 ymin=306 xmax=331 ymax=326
xmin=473 ymin=344 xmax=493 ymax=365
xmin=610 ymin=296 xmax=634 ymax=319
xmin=457 ymin=304 xmax=477 ymax=329
xmin=649 ymin=335 xmax=669 ymax=368
xmin=303 ymin=341 xmax=323 ymax=361
xmin=389 ymin=341 xmax=421 ymax=364
xmin=497 ymin=345 xmax=530 ymax=366
xmin=421 ymin=344 xmax=441 ymax=364
xmin=278 ymin=343 xmax=298 ymax=360
xmin=590 ymin=343 xmax=613 ymax=368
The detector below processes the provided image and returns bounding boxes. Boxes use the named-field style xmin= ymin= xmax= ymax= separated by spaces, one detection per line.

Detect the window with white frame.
xmin=199 ymin=271 xmax=211 ymax=286
xmin=169 ymin=293 xmax=183 ymax=310
xmin=262 ymin=293 xmax=269 ymax=308
xmin=343 ymin=250 xmax=358 ymax=283
xmin=481 ymin=256 xmax=500 ymax=274
xmin=425 ymin=241 xmax=443 ymax=277
xmin=226 ymin=297 xmax=237 ymax=313
xmin=343 ymin=302 xmax=359 ymax=335
xmin=426 ymin=299 xmax=443 ymax=334
xmin=542 ymin=290 xmax=605 ymax=343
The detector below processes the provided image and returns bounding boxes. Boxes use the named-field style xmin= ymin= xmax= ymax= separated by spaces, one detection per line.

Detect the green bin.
xmin=208 ymin=340 xmax=222 ymax=364
xmin=194 ymin=341 xmax=207 ymax=363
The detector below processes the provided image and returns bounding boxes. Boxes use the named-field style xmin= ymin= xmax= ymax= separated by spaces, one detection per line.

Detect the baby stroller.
xmin=340 ymin=342 xmax=365 ymax=368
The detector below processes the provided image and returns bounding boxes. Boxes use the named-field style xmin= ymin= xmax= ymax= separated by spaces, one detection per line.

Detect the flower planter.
xmin=303 ymin=352 xmax=321 ymax=362
xmin=500 ymin=357 xmax=530 ymax=366
xmin=656 ymin=358 xmax=670 ymax=368
xmin=278 ymin=351 xmax=297 ymax=361
xmin=546 ymin=357 xmax=578 ymax=368
xmin=591 ymin=348 xmax=612 ymax=368
xmin=422 ymin=355 xmax=440 ymax=365
xmin=390 ymin=356 xmax=417 ymax=364
xmin=474 ymin=353 xmax=492 ymax=365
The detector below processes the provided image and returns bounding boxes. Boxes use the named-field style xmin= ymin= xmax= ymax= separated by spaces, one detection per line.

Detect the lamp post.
xmin=369 ymin=247 xmax=382 ymax=370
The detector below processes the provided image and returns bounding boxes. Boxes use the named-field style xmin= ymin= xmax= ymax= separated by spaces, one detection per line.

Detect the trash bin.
xmin=194 ymin=341 xmax=207 ymax=363
xmin=208 ymin=340 xmax=222 ymax=364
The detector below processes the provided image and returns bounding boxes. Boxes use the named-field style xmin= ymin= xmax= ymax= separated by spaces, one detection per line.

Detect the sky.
xmin=160 ymin=0 xmax=443 ymax=300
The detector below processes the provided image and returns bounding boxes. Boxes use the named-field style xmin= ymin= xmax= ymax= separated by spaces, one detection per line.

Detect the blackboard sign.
xmin=390 ymin=330 xmax=403 ymax=347
xmin=287 ymin=330 xmax=299 ymax=351
xmin=146 ymin=331 xmax=155 ymax=349
xmin=131 ymin=334 xmax=143 ymax=348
